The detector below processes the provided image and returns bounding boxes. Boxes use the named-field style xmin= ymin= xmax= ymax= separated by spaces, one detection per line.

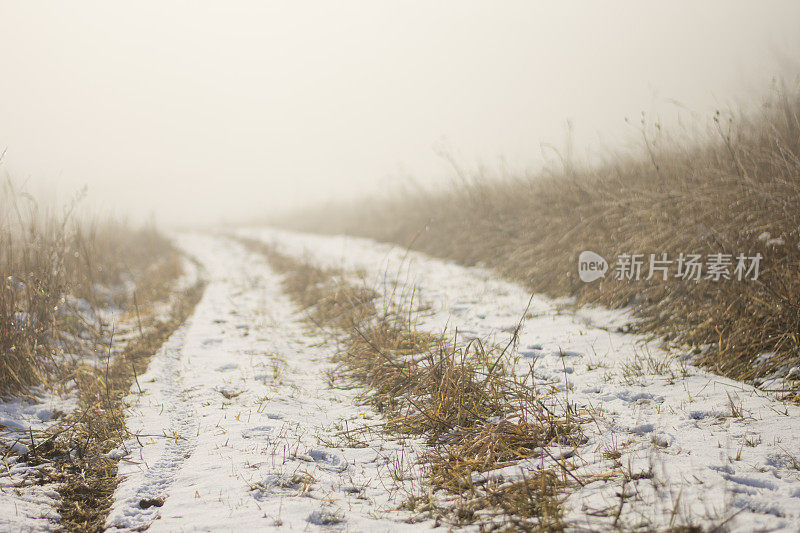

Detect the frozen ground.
xmin=240 ymin=227 xmax=800 ymax=532
xmin=0 ymin=282 xmax=138 ymax=531
xmin=106 ymin=235 xmax=428 ymax=532
xmin=0 ymin=392 xmax=75 ymax=532
xmin=0 ymin=255 xmax=200 ymax=532
xmin=3 ymin=229 xmax=800 ymax=531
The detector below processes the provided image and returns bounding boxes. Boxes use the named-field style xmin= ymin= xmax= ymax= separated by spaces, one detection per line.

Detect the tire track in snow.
xmin=106 ymin=235 xmax=427 ymax=532
xmin=242 ymin=227 xmax=800 ymax=532
xmin=105 ymin=267 xmax=207 ymax=530
xmin=109 ymin=324 xmax=199 ymax=527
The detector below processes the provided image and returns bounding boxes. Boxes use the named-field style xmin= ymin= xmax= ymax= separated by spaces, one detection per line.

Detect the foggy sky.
xmin=1 ymin=1 xmax=799 ymax=227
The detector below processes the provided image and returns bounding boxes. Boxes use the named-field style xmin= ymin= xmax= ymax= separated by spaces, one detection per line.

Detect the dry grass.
xmin=0 ymin=180 xmax=177 ymax=395
xmin=12 ymin=279 xmax=204 ymax=532
xmin=278 ymin=82 xmax=800 ymax=389
xmin=239 ymin=237 xmax=585 ymax=531
xmin=54 ymin=280 xmax=204 ymax=532
xmin=0 ymin=179 xmax=206 ymax=531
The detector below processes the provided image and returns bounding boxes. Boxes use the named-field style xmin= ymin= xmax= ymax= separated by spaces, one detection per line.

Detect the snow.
xmin=239 ymin=227 xmax=800 ymax=532
xmin=0 ymin=255 xmax=198 ymax=532
xmin=6 ymin=227 xmax=800 ymax=531
xmin=106 ymin=235 xmax=429 ymax=532
xmin=0 ymin=392 xmax=76 ymax=532
xmin=0 ymin=290 xmax=119 ymax=532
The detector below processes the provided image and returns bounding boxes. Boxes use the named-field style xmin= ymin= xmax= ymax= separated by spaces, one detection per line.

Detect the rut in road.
xmin=104 ymin=229 xmax=800 ymax=532
xmin=106 ymin=235 xmax=426 ymax=532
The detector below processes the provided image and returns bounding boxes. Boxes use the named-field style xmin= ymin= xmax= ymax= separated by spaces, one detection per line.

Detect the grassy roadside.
xmin=54 ymin=275 xmax=205 ymax=532
xmin=1 ymin=180 xmax=178 ymax=396
xmin=0 ymin=180 xmax=206 ymax=531
xmin=237 ymin=236 xmax=586 ymax=531
xmin=277 ymin=84 xmax=800 ymax=392
xmin=14 ymin=258 xmax=206 ymax=532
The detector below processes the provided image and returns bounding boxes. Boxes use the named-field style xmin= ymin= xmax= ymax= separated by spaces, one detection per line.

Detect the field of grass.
xmin=278 ymin=83 xmax=800 ymax=390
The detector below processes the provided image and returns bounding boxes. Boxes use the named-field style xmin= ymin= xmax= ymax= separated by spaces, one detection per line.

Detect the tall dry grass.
xmin=0 ymin=179 xmax=177 ymax=395
xmin=280 ymin=82 xmax=800 ymax=387
xmin=0 ymin=179 xmax=203 ymax=531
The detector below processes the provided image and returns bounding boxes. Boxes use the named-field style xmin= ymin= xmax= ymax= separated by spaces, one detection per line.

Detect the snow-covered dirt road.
xmin=4 ymin=230 xmax=799 ymax=531
xmin=106 ymin=235 xmax=426 ymax=532
xmin=238 ymin=228 xmax=800 ymax=532
xmin=9 ymin=227 xmax=787 ymax=532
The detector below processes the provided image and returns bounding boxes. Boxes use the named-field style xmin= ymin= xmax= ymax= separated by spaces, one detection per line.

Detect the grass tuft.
xmin=238 ymin=237 xmax=585 ymax=530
